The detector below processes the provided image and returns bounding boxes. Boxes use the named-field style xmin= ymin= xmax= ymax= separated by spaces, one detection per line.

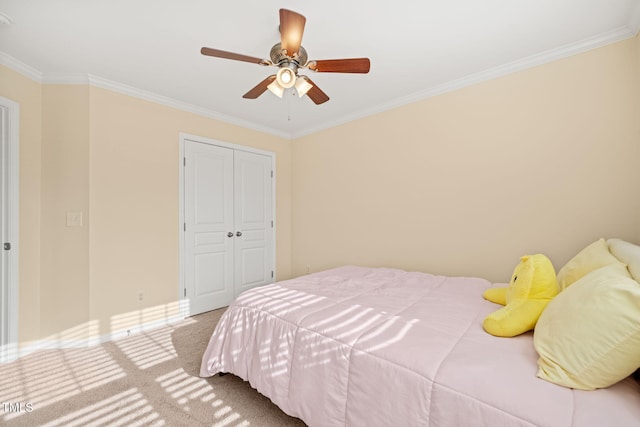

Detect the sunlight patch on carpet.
xmin=0 ymin=346 xmax=125 ymax=421
xmin=115 ymin=327 xmax=177 ymax=370
xmin=40 ymin=387 xmax=163 ymax=427
xmin=156 ymin=368 xmax=251 ymax=426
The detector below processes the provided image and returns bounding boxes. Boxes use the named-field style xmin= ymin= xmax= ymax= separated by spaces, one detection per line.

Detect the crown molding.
xmin=86 ymin=75 xmax=292 ymax=139
xmin=0 ymin=51 xmax=43 ymax=82
xmin=628 ymin=1 xmax=640 ymax=35
xmin=42 ymin=73 xmax=90 ymax=85
xmin=291 ymin=25 xmax=637 ymax=139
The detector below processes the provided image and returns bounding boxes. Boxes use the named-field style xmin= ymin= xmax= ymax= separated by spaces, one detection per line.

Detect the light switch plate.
xmin=66 ymin=211 xmax=83 ymax=227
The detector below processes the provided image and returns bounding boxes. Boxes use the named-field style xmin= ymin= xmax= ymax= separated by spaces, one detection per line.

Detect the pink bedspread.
xmin=200 ymin=266 xmax=640 ymax=426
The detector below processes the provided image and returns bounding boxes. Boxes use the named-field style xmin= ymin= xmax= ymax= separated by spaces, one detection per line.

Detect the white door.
xmin=184 ymin=142 xmax=235 ymax=315
xmin=183 ymin=139 xmax=275 ymax=315
xmin=233 ymin=150 xmax=273 ymax=297
xmin=0 ymin=97 xmax=18 ymax=363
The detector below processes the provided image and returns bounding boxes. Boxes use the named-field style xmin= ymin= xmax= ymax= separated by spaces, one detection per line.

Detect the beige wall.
xmin=0 ymin=65 xmax=42 ymax=344
xmin=292 ymin=36 xmax=640 ymax=282
xmin=40 ymin=85 xmax=91 ymax=338
xmin=88 ymin=87 xmax=292 ymax=337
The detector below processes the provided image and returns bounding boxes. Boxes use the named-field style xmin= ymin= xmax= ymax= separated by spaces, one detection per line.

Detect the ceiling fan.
xmin=201 ymin=8 xmax=370 ymax=105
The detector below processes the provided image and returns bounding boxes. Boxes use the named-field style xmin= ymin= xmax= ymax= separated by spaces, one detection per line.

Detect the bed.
xmin=200 ymin=240 xmax=640 ymax=426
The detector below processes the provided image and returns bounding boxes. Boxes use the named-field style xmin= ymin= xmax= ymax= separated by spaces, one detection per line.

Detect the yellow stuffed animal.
xmin=483 ymin=254 xmax=558 ymax=337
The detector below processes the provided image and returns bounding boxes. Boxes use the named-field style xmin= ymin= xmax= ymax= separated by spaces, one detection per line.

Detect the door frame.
xmin=178 ymin=133 xmax=276 ymax=318
xmin=0 ymin=96 xmax=20 ymax=363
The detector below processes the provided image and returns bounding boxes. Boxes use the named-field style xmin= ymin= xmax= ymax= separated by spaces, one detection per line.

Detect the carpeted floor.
xmin=0 ymin=308 xmax=306 ymax=426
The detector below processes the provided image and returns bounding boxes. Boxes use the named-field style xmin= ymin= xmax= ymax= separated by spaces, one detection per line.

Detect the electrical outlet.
xmin=66 ymin=211 xmax=83 ymax=227
xmin=137 ymin=291 xmax=144 ymax=301
xmin=306 ymin=264 xmax=311 ymax=274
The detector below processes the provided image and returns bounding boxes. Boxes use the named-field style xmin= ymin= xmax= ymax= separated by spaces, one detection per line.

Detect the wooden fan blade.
xmin=242 ymin=75 xmax=277 ymax=99
xmin=201 ymin=47 xmax=266 ymax=65
xmin=303 ymin=77 xmax=330 ymax=105
xmin=279 ymin=9 xmax=306 ymax=57
xmin=308 ymin=58 xmax=370 ymax=73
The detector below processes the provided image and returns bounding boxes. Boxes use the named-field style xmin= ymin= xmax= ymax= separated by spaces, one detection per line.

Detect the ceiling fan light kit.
xmin=267 ymin=79 xmax=285 ymax=98
xmin=276 ymin=66 xmax=296 ymax=88
xmin=201 ymin=8 xmax=370 ymax=105
xmin=295 ymin=76 xmax=313 ymax=98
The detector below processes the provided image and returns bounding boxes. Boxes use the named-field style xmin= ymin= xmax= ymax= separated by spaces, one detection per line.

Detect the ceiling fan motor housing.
xmin=270 ymin=43 xmax=308 ymax=67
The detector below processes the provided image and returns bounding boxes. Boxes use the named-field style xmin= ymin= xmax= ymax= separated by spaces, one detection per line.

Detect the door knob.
xmin=236 ymin=231 xmax=243 ymax=237
xmin=227 ymin=232 xmax=234 ymax=238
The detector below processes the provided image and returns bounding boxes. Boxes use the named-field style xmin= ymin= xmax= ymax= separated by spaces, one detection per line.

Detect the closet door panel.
xmin=185 ymin=141 xmax=235 ymax=314
xmin=233 ymin=150 xmax=273 ymax=296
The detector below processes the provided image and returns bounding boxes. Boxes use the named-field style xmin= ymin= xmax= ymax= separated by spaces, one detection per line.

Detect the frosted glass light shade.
xmin=276 ymin=67 xmax=296 ymax=88
xmin=267 ymin=80 xmax=284 ymax=98
xmin=295 ymin=76 xmax=313 ymax=97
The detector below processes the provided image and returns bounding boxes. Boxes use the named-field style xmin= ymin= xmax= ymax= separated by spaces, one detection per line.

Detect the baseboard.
xmin=1 ymin=313 xmax=185 ymax=363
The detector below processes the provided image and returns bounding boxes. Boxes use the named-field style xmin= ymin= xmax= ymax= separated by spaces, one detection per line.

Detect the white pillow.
xmin=608 ymin=238 xmax=640 ymax=282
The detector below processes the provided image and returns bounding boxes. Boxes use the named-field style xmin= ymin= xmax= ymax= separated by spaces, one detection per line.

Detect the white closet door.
xmin=184 ymin=141 xmax=235 ymax=315
xmin=233 ymin=150 xmax=273 ymax=297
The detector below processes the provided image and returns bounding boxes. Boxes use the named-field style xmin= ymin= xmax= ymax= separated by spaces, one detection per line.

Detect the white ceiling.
xmin=1 ymin=1 xmax=639 ymax=139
